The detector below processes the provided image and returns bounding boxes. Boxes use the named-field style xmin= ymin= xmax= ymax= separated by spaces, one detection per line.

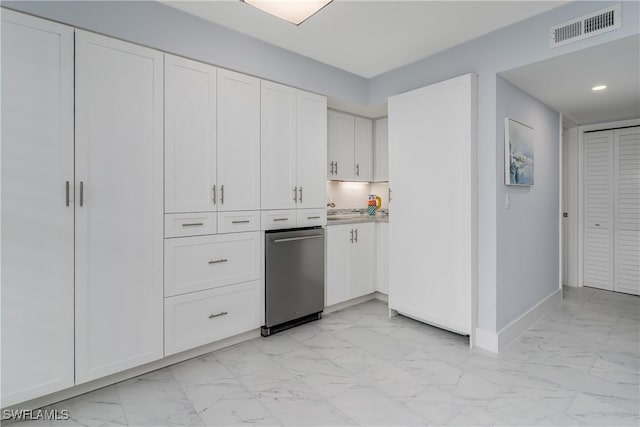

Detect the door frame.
xmin=577 ymin=118 xmax=640 ymax=288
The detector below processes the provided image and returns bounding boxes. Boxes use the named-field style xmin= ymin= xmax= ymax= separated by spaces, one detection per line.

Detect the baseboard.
xmin=2 ymin=329 xmax=260 ymax=413
xmin=475 ymin=288 xmax=562 ymax=353
xmin=374 ymin=291 xmax=388 ymax=302
xmin=324 ymin=293 xmax=377 ymax=314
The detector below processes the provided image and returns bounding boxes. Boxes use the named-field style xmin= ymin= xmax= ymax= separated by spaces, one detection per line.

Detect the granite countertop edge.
xmin=326 ymin=216 xmax=389 ymax=225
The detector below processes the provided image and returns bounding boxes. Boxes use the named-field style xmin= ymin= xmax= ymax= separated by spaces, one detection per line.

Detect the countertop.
xmin=326 ymin=209 xmax=389 ymax=226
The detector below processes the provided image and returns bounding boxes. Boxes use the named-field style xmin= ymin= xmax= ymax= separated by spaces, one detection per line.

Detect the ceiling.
xmin=500 ymin=35 xmax=640 ymax=125
xmin=164 ymin=0 xmax=567 ymax=78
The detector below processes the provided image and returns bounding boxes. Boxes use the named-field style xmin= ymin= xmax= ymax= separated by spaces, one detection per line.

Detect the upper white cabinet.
xmin=374 ymin=118 xmax=389 ymax=182
xmin=217 ymin=69 xmax=261 ymax=211
xmin=261 ymin=81 xmax=327 ymax=210
xmin=388 ymin=74 xmax=477 ymax=336
xmin=296 ymin=90 xmax=328 ymax=209
xmin=1 ymin=10 xmax=75 ymax=406
xmin=75 ymin=30 xmax=164 ymax=383
xmin=354 ymin=117 xmax=374 ymax=181
xmin=165 ymin=54 xmax=217 ymax=214
xmin=327 ymin=110 xmax=373 ymax=181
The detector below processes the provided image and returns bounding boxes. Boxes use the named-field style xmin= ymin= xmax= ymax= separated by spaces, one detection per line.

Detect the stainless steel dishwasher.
xmin=262 ymin=227 xmax=325 ymax=337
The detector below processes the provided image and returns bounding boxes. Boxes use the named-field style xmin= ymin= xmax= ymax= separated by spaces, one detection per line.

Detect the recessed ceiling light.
xmin=242 ymin=0 xmax=333 ymax=26
xmin=592 ymin=85 xmax=607 ymax=91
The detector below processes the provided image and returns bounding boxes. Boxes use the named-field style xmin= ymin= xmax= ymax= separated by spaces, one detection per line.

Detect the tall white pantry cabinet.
xmin=1 ymin=14 xmax=164 ymax=404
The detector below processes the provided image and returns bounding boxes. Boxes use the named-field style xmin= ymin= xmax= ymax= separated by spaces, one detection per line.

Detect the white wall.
xmin=495 ymin=76 xmax=560 ymax=330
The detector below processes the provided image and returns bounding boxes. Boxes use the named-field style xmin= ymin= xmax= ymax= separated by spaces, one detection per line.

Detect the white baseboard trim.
xmin=2 ymin=329 xmax=260 ymax=413
xmin=475 ymin=288 xmax=562 ymax=353
xmin=323 ymin=293 xmax=377 ymax=314
xmin=374 ymin=291 xmax=388 ymax=302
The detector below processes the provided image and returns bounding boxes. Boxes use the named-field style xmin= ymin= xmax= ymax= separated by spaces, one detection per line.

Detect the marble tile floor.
xmin=9 ymin=286 xmax=639 ymax=426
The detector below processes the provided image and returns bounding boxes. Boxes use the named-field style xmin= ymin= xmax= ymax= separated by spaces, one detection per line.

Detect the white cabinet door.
xmin=388 ymin=74 xmax=476 ymax=335
xmin=328 ymin=110 xmax=355 ymax=180
xmin=374 ymin=118 xmax=389 ymax=182
xmin=354 ymin=117 xmax=373 ymax=182
xmin=75 ymin=31 xmax=164 ymax=383
xmin=375 ymin=222 xmax=389 ymax=294
xmin=165 ymin=54 xmax=217 ymax=213
xmin=350 ymin=223 xmax=375 ymax=298
xmin=613 ymin=127 xmax=640 ymax=295
xmin=261 ymin=81 xmax=297 ymax=210
xmin=297 ymin=90 xmax=328 ymax=209
xmin=217 ymin=69 xmax=261 ymax=211
xmin=326 ymin=225 xmax=352 ymax=306
xmin=583 ymin=130 xmax=614 ymax=291
xmin=1 ymin=10 xmax=75 ymax=406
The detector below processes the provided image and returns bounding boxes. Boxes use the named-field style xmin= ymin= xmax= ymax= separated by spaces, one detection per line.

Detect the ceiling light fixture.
xmin=592 ymin=85 xmax=607 ymax=91
xmin=241 ymin=0 xmax=333 ymax=26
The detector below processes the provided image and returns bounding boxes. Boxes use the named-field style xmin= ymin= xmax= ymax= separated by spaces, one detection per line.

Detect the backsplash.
xmin=326 ymin=181 xmax=389 ymax=209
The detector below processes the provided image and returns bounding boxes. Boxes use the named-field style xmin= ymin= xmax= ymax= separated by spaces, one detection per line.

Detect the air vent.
xmin=550 ymin=4 xmax=621 ymax=48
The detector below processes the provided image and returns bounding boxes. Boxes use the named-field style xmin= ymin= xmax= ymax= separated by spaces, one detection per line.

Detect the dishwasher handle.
xmin=273 ymin=234 xmax=324 ymax=243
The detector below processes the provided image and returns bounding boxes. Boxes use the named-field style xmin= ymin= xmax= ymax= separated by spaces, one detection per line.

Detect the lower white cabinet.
xmin=165 ymin=212 xmax=218 ymax=238
xmin=375 ymin=222 xmax=389 ymax=294
xmin=165 ymin=232 xmax=260 ymax=297
xmin=326 ymin=223 xmax=375 ymax=306
xmin=165 ymin=281 xmax=261 ymax=355
xmin=218 ymin=211 xmax=260 ymax=234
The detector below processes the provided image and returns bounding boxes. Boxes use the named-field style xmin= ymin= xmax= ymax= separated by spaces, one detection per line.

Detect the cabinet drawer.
xmin=297 ymin=209 xmax=327 ymax=227
xmin=165 ymin=213 xmax=217 ymax=238
xmin=164 ymin=281 xmax=260 ymax=356
xmin=165 ymin=232 xmax=260 ymax=297
xmin=261 ymin=210 xmax=297 ymax=230
xmin=218 ymin=211 xmax=260 ymax=234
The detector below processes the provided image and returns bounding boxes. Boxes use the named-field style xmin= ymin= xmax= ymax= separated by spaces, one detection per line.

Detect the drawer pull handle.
xmin=182 ymin=223 xmax=204 ymax=227
xmin=208 ymin=259 xmax=228 ymax=264
xmin=232 ymin=220 xmax=250 ymax=224
xmin=209 ymin=311 xmax=228 ymax=319
xmin=274 ymin=218 xmax=289 ymax=222
xmin=307 ymin=216 xmax=320 ymax=220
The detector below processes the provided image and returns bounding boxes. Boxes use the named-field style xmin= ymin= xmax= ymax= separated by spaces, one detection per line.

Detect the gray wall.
xmin=1 ymin=0 xmax=368 ymax=104
xmin=495 ymin=76 xmax=560 ymax=330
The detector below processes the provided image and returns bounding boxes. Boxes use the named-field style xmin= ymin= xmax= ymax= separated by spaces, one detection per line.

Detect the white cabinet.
xmin=218 ymin=69 xmax=261 ymax=211
xmin=354 ymin=117 xmax=374 ymax=181
xmin=375 ymin=222 xmax=389 ymax=294
xmin=164 ymin=54 xmax=217 ymax=214
xmin=165 ymin=281 xmax=261 ymax=356
xmin=328 ymin=110 xmax=373 ymax=181
xmin=374 ymin=118 xmax=389 ymax=182
xmin=75 ymin=31 xmax=164 ymax=383
xmin=328 ymin=110 xmax=355 ymax=180
xmin=297 ymin=90 xmax=328 ymax=208
xmin=1 ymin=10 xmax=75 ymax=406
xmin=261 ymin=81 xmax=327 ymax=210
xmin=388 ymin=74 xmax=477 ymax=336
xmin=326 ymin=223 xmax=375 ymax=306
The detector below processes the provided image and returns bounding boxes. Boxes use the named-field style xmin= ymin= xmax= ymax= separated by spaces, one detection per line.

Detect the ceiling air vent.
xmin=550 ymin=4 xmax=621 ymax=48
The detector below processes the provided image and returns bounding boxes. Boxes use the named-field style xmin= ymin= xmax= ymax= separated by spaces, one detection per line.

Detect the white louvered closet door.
xmin=614 ymin=127 xmax=640 ymax=295
xmin=583 ymin=130 xmax=614 ymax=291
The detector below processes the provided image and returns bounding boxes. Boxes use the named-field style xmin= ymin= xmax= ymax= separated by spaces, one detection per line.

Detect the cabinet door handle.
xmin=350 ymin=229 xmax=354 ymax=243
xmin=293 ymin=186 xmax=298 ymax=202
xmin=299 ymin=187 xmax=303 ymax=203
xmin=182 ymin=223 xmax=204 ymax=227
xmin=220 ymin=185 xmax=224 ymax=204
xmin=335 ymin=161 xmax=338 ymax=175
xmin=65 ymin=181 xmax=70 ymax=207
xmin=274 ymin=218 xmax=289 ymax=222
xmin=232 ymin=220 xmax=250 ymax=224
xmin=356 ymin=163 xmax=360 ymax=176
xmin=209 ymin=311 xmax=228 ymax=319
xmin=389 ymin=187 xmax=392 ymax=202
xmin=354 ymin=228 xmax=358 ymax=243
xmin=208 ymin=259 xmax=228 ymax=264
xmin=79 ymin=181 xmax=84 ymax=207
xmin=329 ymin=161 xmax=334 ymax=175
xmin=212 ymin=185 xmax=217 ymax=205
xmin=307 ymin=216 xmax=320 ymax=220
